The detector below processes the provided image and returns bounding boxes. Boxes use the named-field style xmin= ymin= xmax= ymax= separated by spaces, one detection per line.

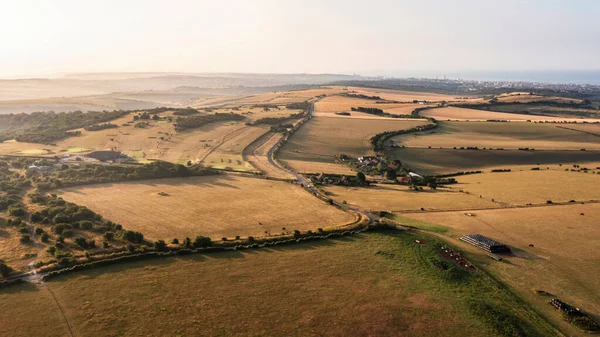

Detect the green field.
xmin=0 ymin=232 xmax=556 ymax=337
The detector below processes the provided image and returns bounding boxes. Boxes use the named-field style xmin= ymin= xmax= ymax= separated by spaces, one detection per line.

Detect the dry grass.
xmin=0 ymin=283 xmax=69 ymax=337
xmin=280 ymin=159 xmax=356 ymax=175
xmin=0 ymin=224 xmax=40 ymax=273
xmin=403 ymin=203 xmax=600 ymax=335
xmin=279 ymin=117 xmax=427 ymax=173
xmin=56 ymin=175 xmax=355 ymax=241
xmin=348 ymin=87 xmax=461 ymax=102
xmin=202 ymin=126 xmax=269 ymax=171
xmin=391 ymin=121 xmax=600 ymax=150
xmin=455 ymin=169 xmax=600 ymax=205
xmin=422 ymin=107 xmax=600 ymax=122
xmin=324 ymin=184 xmax=498 ymax=212
xmin=4 ymin=232 xmax=512 ymax=337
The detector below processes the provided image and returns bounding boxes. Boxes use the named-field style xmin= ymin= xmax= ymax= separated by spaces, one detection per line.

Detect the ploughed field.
xmin=56 ymin=175 xmax=356 ymax=241
xmin=0 ymin=232 xmax=556 ymax=337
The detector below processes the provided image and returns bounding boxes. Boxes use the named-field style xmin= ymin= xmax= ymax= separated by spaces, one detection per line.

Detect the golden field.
xmin=421 ymin=106 xmax=600 ymax=122
xmin=454 ymin=169 xmax=600 ymax=205
xmin=390 ymin=121 xmax=600 ymax=150
xmin=56 ymin=175 xmax=356 ymax=240
xmin=325 ymin=184 xmax=498 ymax=212
xmin=202 ymin=125 xmax=269 ymax=171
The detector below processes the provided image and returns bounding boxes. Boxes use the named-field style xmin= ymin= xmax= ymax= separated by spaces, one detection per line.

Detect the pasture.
xmin=324 ymin=184 xmax=498 ymax=212
xmin=279 ymin=116 xmax=427 ymax=173
xmin=1 ymin=232 xmax=556 ymax=337
xmin=386 ymin=147 xmax=600 ymax=175
xmin=56 ymin=175 xmax=355 ymax=240
xmin=390 ymin=121 xmax=600 ymax=150
xmin=402 ymin=203 xmax=600 ymax=336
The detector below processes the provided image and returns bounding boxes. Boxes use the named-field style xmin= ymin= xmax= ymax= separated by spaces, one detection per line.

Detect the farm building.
xmin=460 ymin=234 xmax=511 ymax=253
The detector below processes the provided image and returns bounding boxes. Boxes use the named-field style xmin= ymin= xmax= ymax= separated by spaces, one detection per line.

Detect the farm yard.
xmin=55 ymin=175 xmax=356 ymax=240
xmin=0 ymin=232 xmax=556 ymax=337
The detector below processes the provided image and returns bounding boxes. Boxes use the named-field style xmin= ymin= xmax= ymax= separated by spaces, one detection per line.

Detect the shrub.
xmin=35 ymin=227 xmax=44 ymax=235
xmin=54 ymin=223 xmax=72 ymax=235
xmin=62 ymin=229 xmax=74 ymax=238
xmin=122 ymin=230 xmax=144 ymax=243
xmin=8 ymin=205 xmax=25 ymax=217
xmin=41 ymin=233 xmax=50 ymax=242
xmin=18 ymin=226 xmax=29 ymax=234
xmin=53 ymin=213 xmax=70 ymax=224
xmin=103 ymin=231 xmax=114 ymax=241
xmin=79 ymin=220 xmax=93 ymax=230
xmin=247 ymin=236 xmax=255 ymax=243
xmin=546 ymin=200 xmax=553 ymax=204
xmin=46 ymin=246 xmax=56 ymax=254
xmin=75 ymin=237 xmax=88 ymax=249
xmin=20 ymin=234 xmax=31 ymax=244
xmin=171 ymin=238 xmax=179 ymax=244
xmin=221 ymin=237 xmax=228 ymax=241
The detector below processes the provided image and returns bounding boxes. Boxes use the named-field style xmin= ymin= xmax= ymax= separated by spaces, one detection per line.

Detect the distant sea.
xmin=450 ymin=70 xmax=600 ymax=85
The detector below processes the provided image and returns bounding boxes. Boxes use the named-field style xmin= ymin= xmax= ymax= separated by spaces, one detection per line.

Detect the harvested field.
xmin=350 ymin=87 xmax=461 ymax=102
xmin=387 ymin=147 xmax=600 ymax=175
xmin=279 ymin=117 xmax=427 ymax=173
xmin=403 ymin=203 xmax=600 ymax=335
xmin=456 ymin=170 xmax=600 ymax=205
xmin=202 ymin=125 xmax=269 ymax=171
xmin=2 ymin=232 xmax=555 ymax=337
xmin=391 ymin=121 xmax=600 ymax=150
xmin=56 ymin=175 xmax=355 ymax=240
xmin=324 ymin=184 xmax=498 ymax=212
xmin=280 ymin=159 xmax=356 ymax=175
xmin=422 ymin=107 xmax=599 ymax=122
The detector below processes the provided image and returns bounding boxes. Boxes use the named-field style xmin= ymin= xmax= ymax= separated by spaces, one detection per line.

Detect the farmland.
xmin=421 ymin=106 xmax=600 ymax=122
xmin=386 ymin=147 xmax=600 ymax=175
xmin=1 ymin=232 xmax=556 ymax=337
xmin=324 ymin=184 xmax=498 ymax=212
xmin=390 ymin=121 xmax=600 ymax=150
xmin=400 ymin=203 xmax=600 ymax=336
xmin=201 ymin=125 xmax=269 ymax=171
xmin=279 ymin=117 xmax=427 ymax=173
xmin=56 ymin=175 xmax=356 ymax=240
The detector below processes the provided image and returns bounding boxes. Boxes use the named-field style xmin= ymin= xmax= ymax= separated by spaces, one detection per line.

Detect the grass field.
xmin=0 ymin=223 xmax=40 ymax=273
xmin=386 ymin=147 xmax=600 ymax=175
xmin=244 ymin=132 xmax=296 ymax=179
xmin=455 ymin=170 xmax=600 ymax=205
xmin=482 ymin=104 xmax=599 ymax=119
xmin=422 ymin=107 xmax=599 ymax=122
xmin=279 ymin=117 xmax=427 ymax=173
xmin=390 ymin=121 xmax=600 ymax=150
xmin=402 ymin=203 xmax=600 ymax=336
xmin=202 ymin=125 xmax=269 ymax=171
xmin=56 ymin=175 xmax=355 ymax=240
xmin=1 ymin=231 xmax=557 ymax=336
xmin=324 ymin=184 xmax=498 ymax=212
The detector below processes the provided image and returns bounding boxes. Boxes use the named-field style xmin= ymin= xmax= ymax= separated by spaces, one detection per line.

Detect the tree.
xmin=41 ymin=233 xmax=49 ymax=242
xmin=171 ymin=238 xmax=179 ymax=244
xmin=356 ymin=172 xmax=366 ymax=184
xmin=154 ymin=240 xmax=168 ymax=251
xmin=103 ymin=231 xmax=114 ymax=241
xmin=8 ymin=205 xmax=25 ymax=217
xmin=193 ymin=236 xmax=212 ymax=248
xmin=0 ymin=262 xmax=12 ymax=277
xmin=183 ymin=237 xmax=192 ymax=248
xmin=385 ymin=169 xmax=397 ymax=181
xmin=427 ymin=182 xmax=438 ymax=190
xmin=75 ymin=237 xmax=88 ymax=249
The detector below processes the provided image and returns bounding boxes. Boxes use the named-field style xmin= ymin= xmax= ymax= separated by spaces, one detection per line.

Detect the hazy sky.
xmin=1 ymin=0 xmax=599 ymax=78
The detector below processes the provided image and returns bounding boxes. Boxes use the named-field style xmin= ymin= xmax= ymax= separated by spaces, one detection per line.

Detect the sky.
xmin=1 ymin=0 xmax=599 ymax=78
